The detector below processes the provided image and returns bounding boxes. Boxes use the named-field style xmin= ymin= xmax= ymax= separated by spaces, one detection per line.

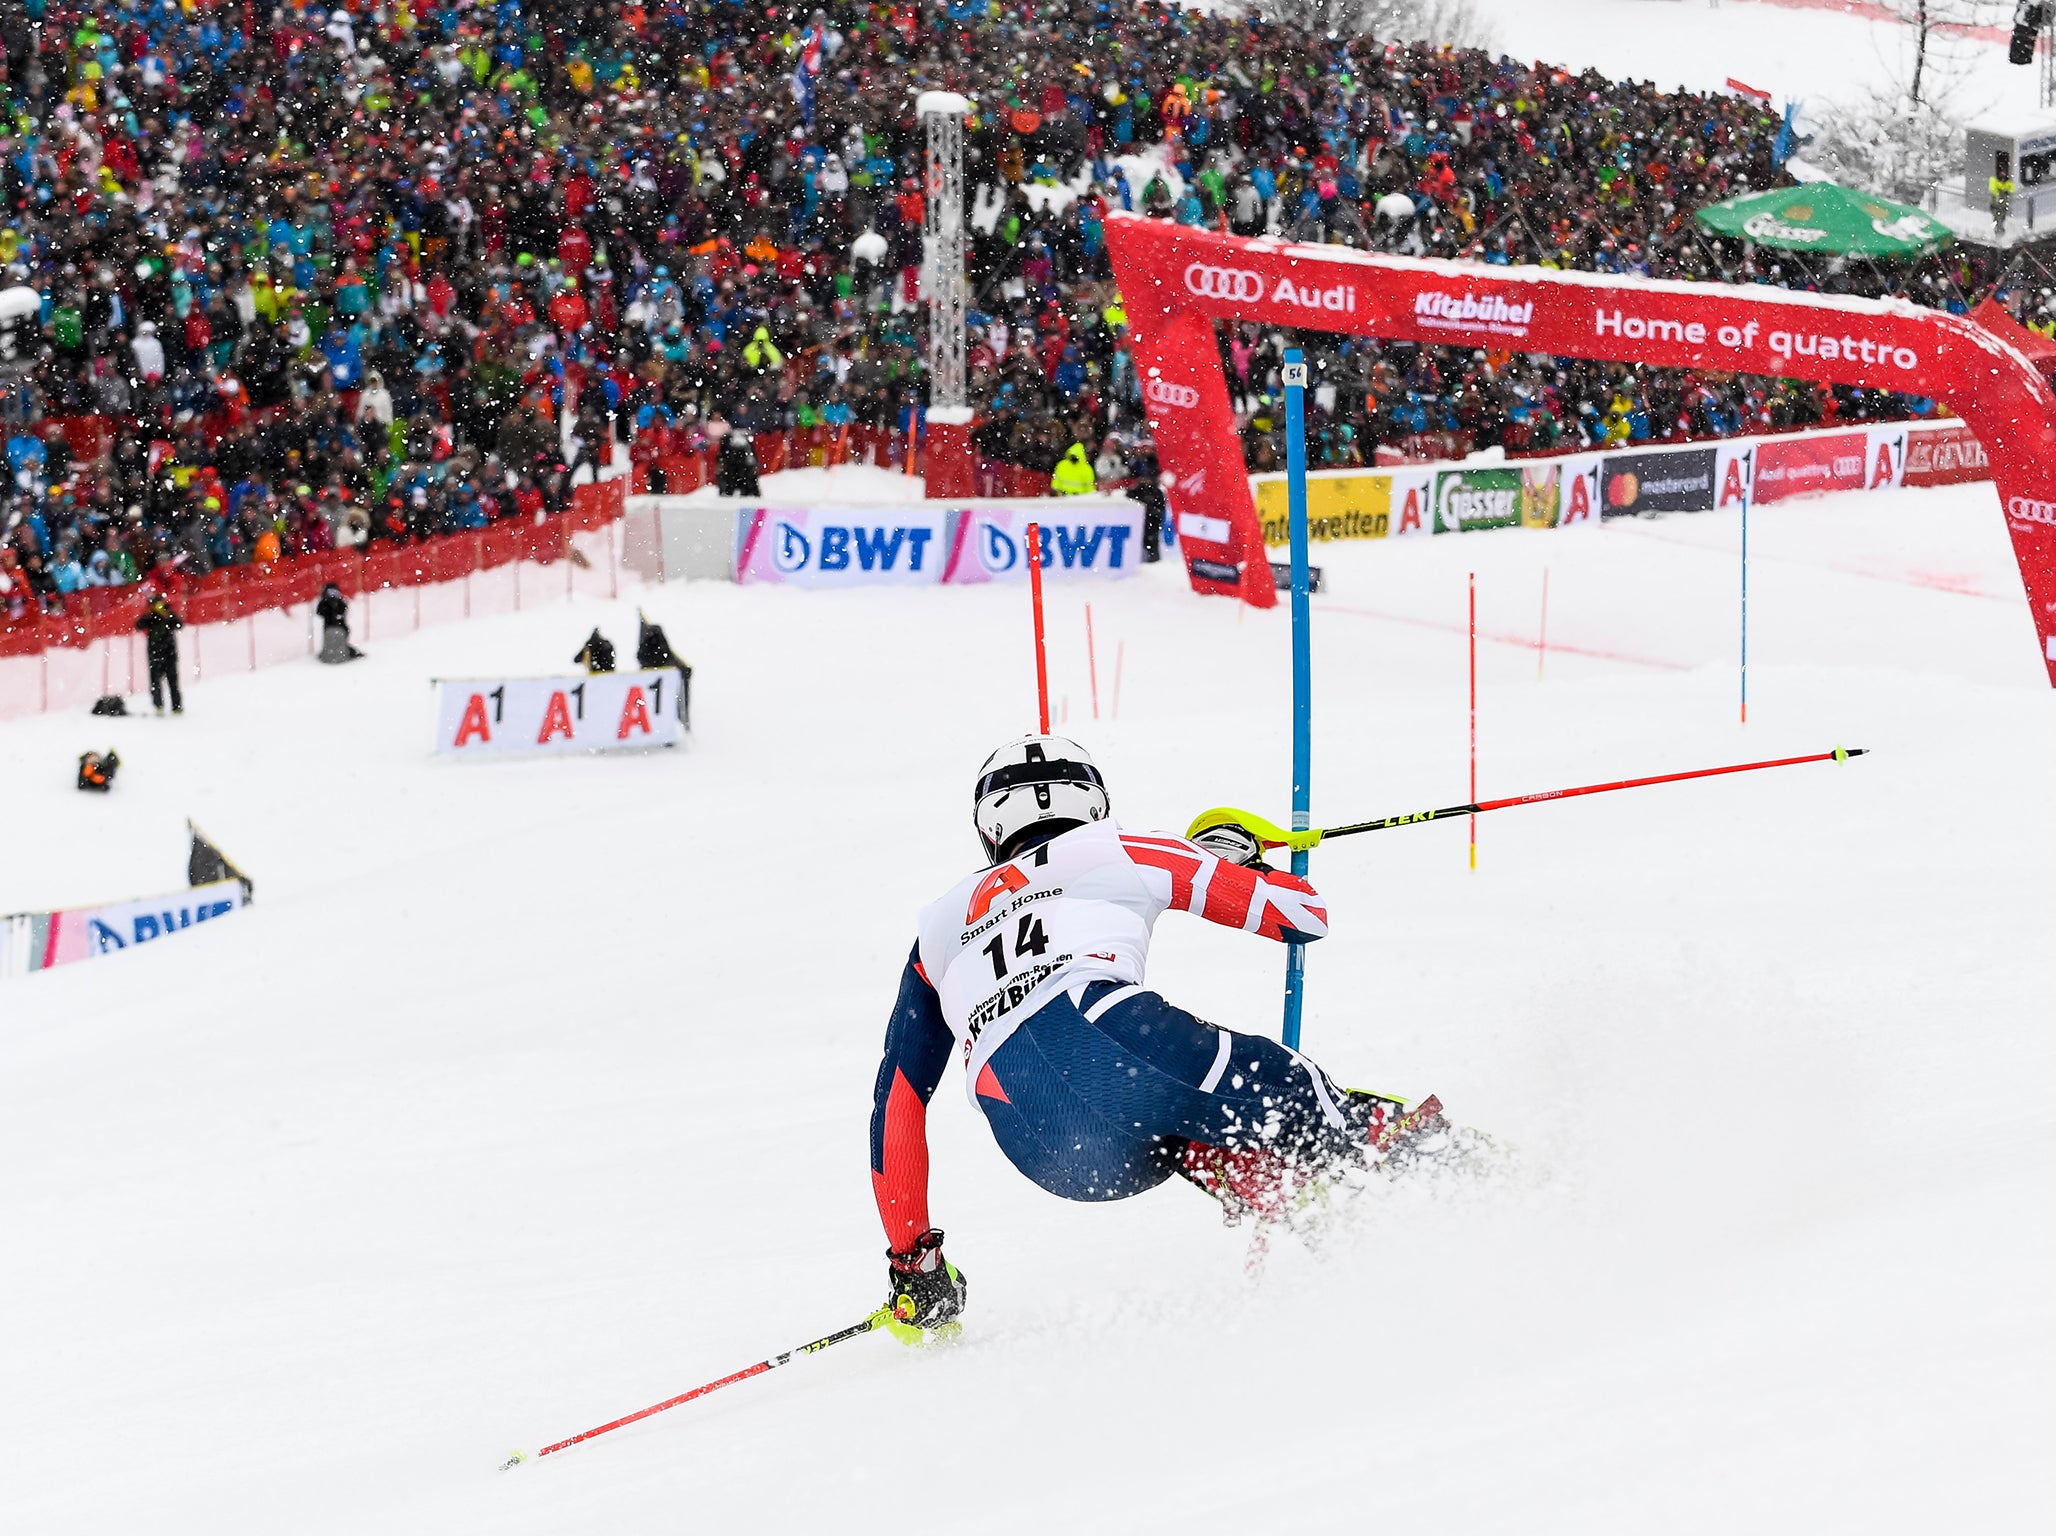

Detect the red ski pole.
xmin=1321 ymin=746 xmax=1867 ymax=840
xmin=500 ymin=1309 xmax=889 ymax=1470
xmin=1190 ymin=747 xmax=1866 ymax=853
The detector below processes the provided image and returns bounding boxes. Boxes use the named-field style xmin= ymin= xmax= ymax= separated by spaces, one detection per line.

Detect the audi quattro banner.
xmin=2 ymin=881 xmax=245 ymax=979
xmin=1103 ymin=213 xmax=2056 ymax=683
xmin=1753 ymin=432 xmax=1870 ymax=505
xmin=940 ymin=502 xmax=1145 ymax=583
xmin=736 ymin=506 xmax=949 ymax=587
xmin=434 ymin=671 xmax=684 ymax=756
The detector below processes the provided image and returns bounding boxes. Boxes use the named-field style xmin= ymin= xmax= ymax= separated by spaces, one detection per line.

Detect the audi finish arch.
xmin=1103 ymin=213 xmax=2056 ymax=686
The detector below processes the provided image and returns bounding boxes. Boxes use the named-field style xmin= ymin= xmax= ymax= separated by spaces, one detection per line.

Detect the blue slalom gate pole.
xmin=1282 ymin=348 xmax=1312 ymax=1051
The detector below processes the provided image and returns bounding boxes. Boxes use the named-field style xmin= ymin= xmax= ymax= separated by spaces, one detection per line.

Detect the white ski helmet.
xmin=973 ymin=735 xmax=1110 ymax=864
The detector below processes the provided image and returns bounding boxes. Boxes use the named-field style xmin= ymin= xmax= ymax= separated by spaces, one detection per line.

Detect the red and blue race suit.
xmin=869 ymin=820 xmax=1356 ymax=1249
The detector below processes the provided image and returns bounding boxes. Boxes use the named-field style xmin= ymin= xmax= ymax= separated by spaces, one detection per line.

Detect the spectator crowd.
xmin=0 ymin=0 xmax=2036 ymax=621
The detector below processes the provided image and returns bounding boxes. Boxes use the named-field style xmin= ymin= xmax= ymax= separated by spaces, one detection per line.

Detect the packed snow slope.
xmin=3 ymin=479 xmax=2052 ymax=1534
xmin=1466 ymin=0 xmax=2045 ymax=121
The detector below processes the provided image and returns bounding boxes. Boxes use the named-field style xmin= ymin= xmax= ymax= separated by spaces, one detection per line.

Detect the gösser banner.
xmin=735 ymin=502 xmax=1144 ymax=586
xmin=2 ymin=880 xmax=245 ymax=979
xmin=434 ymin=670 xmax=684 ymax=756
xmin=1103 ymin=214 xmax=2056 ymax=682
xmin=1436 ymin=467 xmax=1525 ymax=533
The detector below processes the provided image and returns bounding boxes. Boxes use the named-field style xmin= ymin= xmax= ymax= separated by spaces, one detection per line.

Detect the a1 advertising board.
xmin=1386 ymin=467 xmax=1436 ymax=538
xmin=1553 ymin=453 xmax=1606 ymax=530
xmin=1713 ymin=440 xmax=1757 ymax=514
xmin=1863 ymin=424 xmax=1909 ymax=491
xmin=434 ymin=671 xmax=684 ymax=756
xmin=1753 ymin=432 xmax=1870 ymax=505
xmin=1601 ymin=448 xmax=1717 ymax=517
xmin=941 ymin=503 xmax=1145 ymax=582
xmin=2 ymin=880 xmax=246 ymax=978
xmin=736 ymin=507 xmax=949 ymax=586
xmin=1434 ymin=467 xmax=1525 ymax=534
xmin=1901 ymin=424 xmax=1989 ymax=486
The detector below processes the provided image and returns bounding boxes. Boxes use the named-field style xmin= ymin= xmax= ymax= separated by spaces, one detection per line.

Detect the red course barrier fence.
xmin=0 ymin=480 xmax=627 ymax=719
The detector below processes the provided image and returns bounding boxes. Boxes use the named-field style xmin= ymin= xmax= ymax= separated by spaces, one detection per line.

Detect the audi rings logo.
xmin=1185 ymin=263 xmax=1267 ymax=303
xmin=2009 ymin=495 xmax=2056 ymax=526
xmin=1145 ymin=378 xmax=1199 ymax=409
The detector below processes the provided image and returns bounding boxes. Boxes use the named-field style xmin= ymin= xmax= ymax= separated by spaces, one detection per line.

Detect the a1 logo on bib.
xmin=966 ymin=864 xmax=1029 ymax=924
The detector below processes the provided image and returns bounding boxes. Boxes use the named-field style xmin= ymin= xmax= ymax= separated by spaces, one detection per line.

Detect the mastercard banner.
xmin=1600 ymin=449 xmax=1718 ymax=517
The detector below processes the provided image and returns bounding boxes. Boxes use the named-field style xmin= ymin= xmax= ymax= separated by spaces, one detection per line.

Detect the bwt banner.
xmin=434 ymin=671 xmax=685 ymax=756
xmin=2 ymin=880 xmax=246 ymax=978
xmin=941 ymin=502 xmax=1144 ymax=583
xmin=738 ymin=506 xmax=948 ymax=586
xmin=735 ymin=503 xmax=1143 ymax=586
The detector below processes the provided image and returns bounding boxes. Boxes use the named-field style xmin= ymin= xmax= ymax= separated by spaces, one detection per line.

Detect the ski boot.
xmin=1344 ymin=1088 xmax=1451 ymax=1173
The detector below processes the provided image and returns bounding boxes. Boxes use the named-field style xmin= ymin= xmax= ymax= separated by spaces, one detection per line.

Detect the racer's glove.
xmin=885 ymin=1228 xmax=967 ymax=1331
xmin=1191 ymin=819 xmax=1269 ymax=869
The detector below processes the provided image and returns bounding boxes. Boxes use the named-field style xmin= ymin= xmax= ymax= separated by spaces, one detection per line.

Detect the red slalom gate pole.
xmin=1086 ymin=602 xmax=1100 ymax=720
xmin=1027 ymin=522 xmax=1051 ymax=732
xmin=501 ymin=1311 xmax=888 ymax=1470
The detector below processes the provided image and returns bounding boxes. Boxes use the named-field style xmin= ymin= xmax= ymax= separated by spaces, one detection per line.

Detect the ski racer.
xmin=871 ymin=735 xmax=1439 ymax=1334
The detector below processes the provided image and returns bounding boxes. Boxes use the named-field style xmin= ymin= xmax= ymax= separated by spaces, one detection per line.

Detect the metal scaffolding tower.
xmin=919 ymin=91 xmax=969 ymax=414
xmin=2044 ymin=11 xmax=2056 ymax=110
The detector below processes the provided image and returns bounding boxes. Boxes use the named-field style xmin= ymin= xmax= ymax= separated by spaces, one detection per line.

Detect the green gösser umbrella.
xmin=1695 ymin=183 xmax=1952 ymax=258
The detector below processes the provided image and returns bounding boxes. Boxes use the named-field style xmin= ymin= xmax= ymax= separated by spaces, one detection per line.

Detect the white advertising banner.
xmin=1713 ymin=441 xmax=1757 ymax=515
xmin=3 ymin=880 xmax=246 ymax=978
xmin=1863 ymin=423 xmax=1910 ymax=491
xmin=943 ymin=501 xmax=1146 ymax=582
xmin=1386 ymin=467 xmax=1436 ymax=537
xmin=736 ymin=506 xmax=950 ymax=586
xmin=433 ymin=670 xmax=685 ymax=756
xmin=1553 ymin=453 xmax=1607 ymax=529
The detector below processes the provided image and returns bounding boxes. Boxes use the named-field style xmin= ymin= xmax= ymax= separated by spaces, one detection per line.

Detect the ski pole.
xmin=500 ymin=1309 xmax=891 ymax=1470
xmin=1190 ymin=747 xmax=1866 ymax=853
